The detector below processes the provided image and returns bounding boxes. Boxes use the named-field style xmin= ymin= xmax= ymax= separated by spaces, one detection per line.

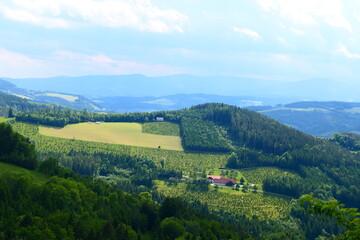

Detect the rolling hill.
xmin=6 ymin=102 xmax=360 ymax=239
xmin=0 ymin=79 xmax=102 ymax=111
xmin=250 ymin=101 xmax=360 ymax=137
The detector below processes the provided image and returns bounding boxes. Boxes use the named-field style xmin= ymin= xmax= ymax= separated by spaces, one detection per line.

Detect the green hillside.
xmin=0 ymin=162 xmax=48 ymax=181
xmin=0 ymin=121 xmax=249 ymax=240
xmin=6 ymin=103 xmax=360 ymax=239
xmin=0 ymin=79 xmax=102 ymax=111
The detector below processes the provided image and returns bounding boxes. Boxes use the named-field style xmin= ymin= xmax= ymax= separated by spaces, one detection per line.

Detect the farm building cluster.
xmin=207 ymin=175 xmax=236 ymax=187
xmin=87 ymin=121 xmax=104 ymax=124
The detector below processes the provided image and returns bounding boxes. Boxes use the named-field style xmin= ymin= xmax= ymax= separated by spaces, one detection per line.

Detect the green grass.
xmin=0 ymin=162 xmax=48 ymax=182
xmin=142 ymin=122 xmax=180 ymax=136
xmin=39 ymin=122 xmax=183 ymax=151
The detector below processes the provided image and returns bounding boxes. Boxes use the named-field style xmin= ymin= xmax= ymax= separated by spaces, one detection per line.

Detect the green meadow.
xmin=39 ymin=122 xmax=183 ymax=151
xmin=0 ymin=162 xmax=48 ymax=182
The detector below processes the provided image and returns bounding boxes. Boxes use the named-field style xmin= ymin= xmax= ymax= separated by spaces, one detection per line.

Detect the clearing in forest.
xmin=0 ymin=162 xmax=48 ymax=182
xmin=39 ymin=122 xmax=183 ymax=151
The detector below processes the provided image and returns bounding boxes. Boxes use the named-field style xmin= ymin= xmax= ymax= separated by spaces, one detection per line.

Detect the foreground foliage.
xmin=0 ymin=123 xmax=37 ymax=170
xmin=300 ymin=195 xmax=360 ymax=240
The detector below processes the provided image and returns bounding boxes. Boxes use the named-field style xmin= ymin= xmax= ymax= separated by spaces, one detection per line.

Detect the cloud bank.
xmin=0 ymin=0 xmax=188 ymax=32
xmin=256 ymin=0 xmax=352 ymax=31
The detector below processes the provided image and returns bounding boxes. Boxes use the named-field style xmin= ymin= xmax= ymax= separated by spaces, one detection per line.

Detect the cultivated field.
xmin=39 ymin=122 xmax=183 ymax=151
xmin=156 ymin=180 xmax=291 ymax=220
xmin=241 ymin=167 xmax=300 ymax=185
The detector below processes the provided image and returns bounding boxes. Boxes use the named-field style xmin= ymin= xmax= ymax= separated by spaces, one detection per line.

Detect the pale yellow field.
xmin=39 ymin=122 xmax=183 ymax=151
xmin=41 ymin=93 xmax=79 ymax=102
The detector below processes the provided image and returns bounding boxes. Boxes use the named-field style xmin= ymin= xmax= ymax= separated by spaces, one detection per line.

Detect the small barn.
xmin=207 ymin=175 xmax=236 ymax=186
xmin=155 ymin=117 xmax=164 ymax=122
xmin=207 ymin=175 xmax=221 ymax=180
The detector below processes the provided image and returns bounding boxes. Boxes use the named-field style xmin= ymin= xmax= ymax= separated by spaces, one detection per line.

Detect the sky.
xmin=0 ymin=0 xmax=360 ymax=83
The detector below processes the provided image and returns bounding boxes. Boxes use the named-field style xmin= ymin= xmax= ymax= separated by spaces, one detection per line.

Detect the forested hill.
xmin=184 ymin=104 xmax=360 ymax=209
xmin=14 ymin=102 xmax=317 ymax=155
xmin=14 ymin=102 xmax=360 ymax=210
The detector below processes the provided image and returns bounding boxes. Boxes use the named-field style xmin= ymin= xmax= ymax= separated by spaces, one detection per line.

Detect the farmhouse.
xmin=207 ymin=175 xmax=236 ymax=187
xmin=155 ymin=117 xmax=164 ymax=122
xmin=207 ymin=175 xmax=221 ymax=180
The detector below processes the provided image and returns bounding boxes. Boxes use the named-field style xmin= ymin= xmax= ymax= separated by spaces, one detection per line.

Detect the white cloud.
xmin=336 ymin=43 xmax=360 ymax=59
xmin=0 ymin=48 xmax=183 ymax=78
xmin=232 ymin=27 xmax=261 ymax=41
xmin=256 ymin=0 xmax=352 ymax=31
xmin=0 ymin=0 xmax=188 ymax=32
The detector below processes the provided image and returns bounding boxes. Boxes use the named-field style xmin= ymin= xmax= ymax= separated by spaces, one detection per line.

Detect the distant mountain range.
xmin=5 ymin=75 xmax=360 ymax=102
xmin=92 ymin=94 xmax=282 ymax=113
xmin=248 ymin=101 xmax=360 ymax=137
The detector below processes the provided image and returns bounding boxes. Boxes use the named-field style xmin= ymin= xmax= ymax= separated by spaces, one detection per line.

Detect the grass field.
xmin=39 ymin=122 xmax=183 ymax=151
xmin=0 ymin=162 xmax=48 ymax=182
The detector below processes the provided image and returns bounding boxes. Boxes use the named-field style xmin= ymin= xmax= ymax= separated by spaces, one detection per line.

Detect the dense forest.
xmin=330 ymin=132 xmax=360 ymax=151
xmin=0 ymin=122 xmax=37 ymax=169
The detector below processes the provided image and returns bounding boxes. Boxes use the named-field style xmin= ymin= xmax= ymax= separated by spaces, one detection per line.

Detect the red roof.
xmin=207 ymin=175 xmax=221 ymax=180
xmin=213 ymin=177 xmax=236 ymax=185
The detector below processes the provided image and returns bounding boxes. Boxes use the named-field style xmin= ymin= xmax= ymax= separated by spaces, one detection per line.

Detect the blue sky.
xmin=0 ymin=0 xmax=360 ymax=83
